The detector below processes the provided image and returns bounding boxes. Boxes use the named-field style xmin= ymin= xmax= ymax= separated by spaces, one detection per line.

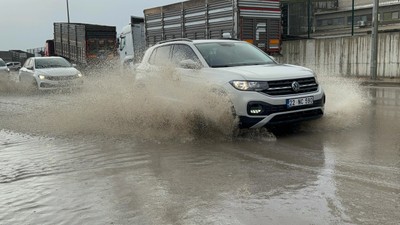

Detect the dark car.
xmin=6 ymin=62 xmax=21 ymax=71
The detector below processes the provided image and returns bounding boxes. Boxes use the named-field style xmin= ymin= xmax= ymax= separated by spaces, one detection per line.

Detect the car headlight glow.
xmin=39 ymin=75 xmax=46 ymax=80
xmin=77 ymin=73 xmax=83 ymax=78
xmin=230 ymin=80 xmax=269 ymax=91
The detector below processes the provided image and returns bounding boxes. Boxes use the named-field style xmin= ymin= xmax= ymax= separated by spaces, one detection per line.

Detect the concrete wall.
xmin=276 ymin=32 xmax=400 ymax=78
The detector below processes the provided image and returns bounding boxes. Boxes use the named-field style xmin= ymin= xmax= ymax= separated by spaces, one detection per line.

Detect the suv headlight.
xmin=39 ymin=75 xmax=46 ymax=80
xmin=230 ymin=81 xmax=269 ymax=91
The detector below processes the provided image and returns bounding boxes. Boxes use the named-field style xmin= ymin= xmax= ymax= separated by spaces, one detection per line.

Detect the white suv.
xmin=136 ymin=39 xmax=325 ymax=128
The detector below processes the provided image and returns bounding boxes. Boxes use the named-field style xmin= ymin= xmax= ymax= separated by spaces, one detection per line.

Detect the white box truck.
xmin=118 ymin=16 xmax=146 ymax=67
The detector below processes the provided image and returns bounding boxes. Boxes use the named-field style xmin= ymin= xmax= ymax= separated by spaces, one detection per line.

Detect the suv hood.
xmin=36 ymin=67 xmax=79 ymax=76
xmin=217 ymin=64 xmax=315 ymax=80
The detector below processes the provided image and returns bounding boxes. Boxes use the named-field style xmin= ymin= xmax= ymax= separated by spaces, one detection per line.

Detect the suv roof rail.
xmin=157 ymin=38 xmax=193 ymax=44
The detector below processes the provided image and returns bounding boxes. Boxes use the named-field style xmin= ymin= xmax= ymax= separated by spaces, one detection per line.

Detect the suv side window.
xmin=28 ymin=59 xmax=34 ymax=68
xmin=149 ymin=45 xmax=171 ymax=66
xmin=171 ymin=44 xmax=200 ymax=65
xmin=23 ymin=58 xmax=31 ymax=68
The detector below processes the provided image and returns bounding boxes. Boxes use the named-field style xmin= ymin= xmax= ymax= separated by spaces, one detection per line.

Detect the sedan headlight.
xmin=39 ymin=75 xmax=46 ymax=80
xmin=230 ymin=80 xmax=269 ymax=91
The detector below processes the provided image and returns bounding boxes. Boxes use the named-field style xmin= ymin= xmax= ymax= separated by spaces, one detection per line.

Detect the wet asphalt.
xmin=0 ymin=74 xmax=399 ymax=225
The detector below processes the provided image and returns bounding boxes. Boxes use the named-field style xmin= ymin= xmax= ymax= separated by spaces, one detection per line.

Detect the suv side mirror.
xmin=179 ymin=59 xmax=201 ymax=70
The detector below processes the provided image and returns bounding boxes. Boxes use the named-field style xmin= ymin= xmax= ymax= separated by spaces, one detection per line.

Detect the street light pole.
xmin=351 ymin=0 xmax=354 ymax=36
xmin=66 ymin=0 xmax=71 ymax=60
xmin=370 ymin=0 xmax=379 ymax=80
xmin=66 ymin=0 xmax=70 ymax=24
xmin=307 ymin=0 xmax=311 ymax=39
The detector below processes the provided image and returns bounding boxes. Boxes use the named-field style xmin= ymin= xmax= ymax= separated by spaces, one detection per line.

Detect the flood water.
xmin=0 ymin=71 xmax=399 ymax=225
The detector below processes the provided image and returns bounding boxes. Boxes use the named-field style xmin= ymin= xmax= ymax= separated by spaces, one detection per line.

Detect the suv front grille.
xmin=262 ymin=77 xmax=318 ymax=96
xmin=46 ymin=75 xmax=78 ymax=81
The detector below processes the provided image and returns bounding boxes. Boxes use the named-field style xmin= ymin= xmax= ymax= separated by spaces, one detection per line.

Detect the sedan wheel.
xmin=30 ymin=79 xmax=39 ymax=92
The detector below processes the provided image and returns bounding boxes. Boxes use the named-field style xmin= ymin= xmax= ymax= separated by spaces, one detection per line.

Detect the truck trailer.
xmin=52 ymin=22 xmax=117 ymax=66
xmin=143 ymin=0 xmax=281 ymax=54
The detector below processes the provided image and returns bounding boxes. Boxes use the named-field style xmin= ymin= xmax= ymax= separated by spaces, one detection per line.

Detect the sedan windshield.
xmin=194 ymin=42 xmax=275 ymax=68
xmin=35 ymin=58 xmax=72 ymax=69
xmin=0 ymin=60 xmax=6 ymax=67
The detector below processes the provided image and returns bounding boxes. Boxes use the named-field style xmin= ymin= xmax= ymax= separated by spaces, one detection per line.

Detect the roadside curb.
xmin=360 ymin=80 xmax=400 ymax=87
xmin=350 ymin=77 xmax=400 ymax=87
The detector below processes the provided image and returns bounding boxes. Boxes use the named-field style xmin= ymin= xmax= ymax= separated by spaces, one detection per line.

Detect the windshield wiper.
xmin=212 ymin=65 xmax=233 ymax=68
xmin=235 ymin=62 xmax=272 ymax=66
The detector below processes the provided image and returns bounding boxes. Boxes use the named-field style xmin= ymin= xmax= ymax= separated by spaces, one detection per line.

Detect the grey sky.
xmin=0 ymin=0 xmax=185 ymax=51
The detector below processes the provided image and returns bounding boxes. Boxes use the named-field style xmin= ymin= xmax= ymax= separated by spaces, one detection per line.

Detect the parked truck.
xmin=48 ymin=22 xmax=117 ymax=66
xmin=119 ymin=0 xmax=282 ymax=64
xmin=144 ymin=0 xmax=281 ymax=54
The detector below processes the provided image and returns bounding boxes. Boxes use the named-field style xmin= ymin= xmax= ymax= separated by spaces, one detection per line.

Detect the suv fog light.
xmin=249 ymin=104 xmax=263 ymax=114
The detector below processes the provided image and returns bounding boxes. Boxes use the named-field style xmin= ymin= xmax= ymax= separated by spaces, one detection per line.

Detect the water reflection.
xmin=1 ymin=83 xmax=400 ymax=224
xmin=320 ymin=87 xmax=400 ymax=224
xmin=0 ymin=129 xmax=331 ymax=224
xmin=368 ymin=87 xmax=400 ymax=107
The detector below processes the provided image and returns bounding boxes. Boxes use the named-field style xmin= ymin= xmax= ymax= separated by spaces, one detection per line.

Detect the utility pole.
xmin=370 ymin=0 xmax=379 ymax=80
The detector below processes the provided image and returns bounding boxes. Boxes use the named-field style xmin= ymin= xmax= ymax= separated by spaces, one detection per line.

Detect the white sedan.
xmin=19 ymin=56 xmax=83 ymax=90
xmin=0 ymin=58 xmax=10 ymax=76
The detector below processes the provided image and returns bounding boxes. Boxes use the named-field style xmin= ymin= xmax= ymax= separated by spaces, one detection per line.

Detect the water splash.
xmin=1 ymin=67 xmax=368 ymax=141
xmin=303 ymin=75 xmax=369 ymax=131
xmin=20 ymin=67 xmax=238 ymax=142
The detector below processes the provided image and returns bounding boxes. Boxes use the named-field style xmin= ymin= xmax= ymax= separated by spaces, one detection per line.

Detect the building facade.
xmin=282 ymin=0 xmax=400 ymax=38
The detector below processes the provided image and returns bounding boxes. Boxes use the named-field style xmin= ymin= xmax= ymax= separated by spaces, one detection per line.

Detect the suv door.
xmin=148 ymin=45 xmax=172 ymax=67
xmin=170 ymin=44 xmax=203 ymax=81
xmin=171 ymin=44 xmax=201 ymax=69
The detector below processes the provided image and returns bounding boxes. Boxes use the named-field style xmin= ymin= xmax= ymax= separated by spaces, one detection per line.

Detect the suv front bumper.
xmin=226 ymin=85 xmax=326 ymax=128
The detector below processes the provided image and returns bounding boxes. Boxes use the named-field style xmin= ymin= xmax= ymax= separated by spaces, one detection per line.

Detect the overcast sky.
xmin=0 ymin=0 xmax=185 ymax=51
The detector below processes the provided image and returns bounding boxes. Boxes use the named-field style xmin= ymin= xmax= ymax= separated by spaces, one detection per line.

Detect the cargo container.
xmin=53 ymin=23 xmax=117 ymax=66
xmin=143 ymin=0 xmax=281 ymax=54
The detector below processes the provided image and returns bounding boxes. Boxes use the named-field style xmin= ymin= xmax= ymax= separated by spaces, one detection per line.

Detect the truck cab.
xmin=118 ymin=16 xmax=145 ymax=67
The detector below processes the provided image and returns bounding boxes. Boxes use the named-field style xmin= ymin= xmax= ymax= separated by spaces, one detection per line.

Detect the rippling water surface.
xmin=1 ymin=70 xmax=399 ymax=224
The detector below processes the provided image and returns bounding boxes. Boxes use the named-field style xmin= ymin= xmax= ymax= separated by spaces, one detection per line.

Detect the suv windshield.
xmin=194 ymin=42 xmax=275 ymax=68
xmin=35 ymin=58 xmax=72 ymax=69
xmin=0 ymin=59 xmax=6 ymax=67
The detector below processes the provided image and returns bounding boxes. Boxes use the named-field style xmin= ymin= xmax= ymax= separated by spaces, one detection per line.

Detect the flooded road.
xmin=0 ymin=74 xmax=399 ymax=225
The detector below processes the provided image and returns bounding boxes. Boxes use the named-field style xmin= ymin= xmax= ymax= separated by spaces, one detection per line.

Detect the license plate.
xmin=286 ymin=96 xmax=314 ymax=108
